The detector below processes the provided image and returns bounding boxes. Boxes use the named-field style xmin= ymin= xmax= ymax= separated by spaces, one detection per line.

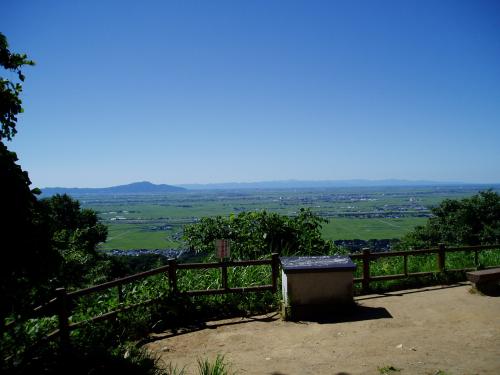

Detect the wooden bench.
xmin=466 ymin=268 xmax=500 ymax=293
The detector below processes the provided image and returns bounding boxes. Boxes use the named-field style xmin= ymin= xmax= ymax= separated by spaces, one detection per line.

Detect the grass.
xmin=378 ymin=365 xmax=401 ymax=374
xmin=321 ymin=217 xmax=427 ymax=241
xmin=197 ymin=355 xmax=234 ymax=375
xmin=65 ymin=255 xmax=278 ymax=337
xmin=160 ymin=355 xmax=234 ymax=375
xmin=101 ymin=224 xmax=182 ymax=250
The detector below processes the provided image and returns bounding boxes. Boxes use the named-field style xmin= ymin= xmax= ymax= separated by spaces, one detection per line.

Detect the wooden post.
xmin=168 ymin=258 xmax=177 ymax=293
xmin=221 ymin=261 xmax=228 ymax=290
xmin=56 ymin=288 xmax=70 ymax=354
xmin=403 ymin=254 xmax=408 ymax=277
xmin=438 ymin=243 xmax=446 ymax=272
xmin=362 ymin=248 xmax=371 ymax=293
xmin=117 ymin=285 xmax=123 ymax=304
xmin=271 ymin=253 xmax=279 ymax=293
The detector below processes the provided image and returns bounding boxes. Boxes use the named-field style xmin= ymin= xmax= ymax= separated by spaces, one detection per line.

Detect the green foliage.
xmin=175 ymin=256 xmax=278 ymax=318
xmin=0 ymin=32 xmax=34 ymax=141
xmin=0 ymin=141 xmax=56 ymax=317
xmin=1 ymin=193 xmax=113 ymax=373
xmin=2 ymin=342 xmax=170 ymax=375
xmin=0 ymin=34 xmax=55 ymax=320
xmin=39 ymin=194 xmax=109 ymax=287
xmin=378 ymin=365 xmax=401 ymax=374
xmin=111 ymin=254 xmax=168 ymax=276
xmin=197 ymin=355 xmax=233 ymax=375
xmin=399 ymin=191 xmax=500 ymax=248
xmin=184 ymin=208 xmax=337 ymax=259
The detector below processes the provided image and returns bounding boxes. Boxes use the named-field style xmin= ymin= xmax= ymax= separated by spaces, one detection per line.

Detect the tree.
xmin=183 ymin=208 xmax=337 ymax=259
xmin=0 ymin=33 xmax=108 ymax=323
xmin=0 ymin=32 xmax=55 ymax=322
xmin=0 ymin=32 xmax=34 ymax=140
xmin=399 ymin=191 xmax=500 ymax=248
xmin=39 ymin=194 xmax=108 ymax=286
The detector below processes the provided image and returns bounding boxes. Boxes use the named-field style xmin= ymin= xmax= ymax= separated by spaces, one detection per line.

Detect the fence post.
xmin=168 ymin=258 xmax=178 ymax=293
xmin=403 ymin=254 xmax=408 ymax=277
xmin=221 ymin=261 xmax=229 ymax=290
xmin=438 ymin=243 xmax=446 ymax=273
xmin=362 ymin=248 xmax=371 ymax=293
xmin=117 ymin=285 xmax=124 ymax=305
xmin=56 ymin=287 xmax=70 ymax=354
xmin=271 ymin=253 xmax=279 ymax=293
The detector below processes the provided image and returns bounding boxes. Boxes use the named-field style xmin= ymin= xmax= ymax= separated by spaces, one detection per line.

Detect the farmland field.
xmin=75 ymin=185 xmax=498 ymax=250
xmin=321 ymin=217 xmax=427 ymax=241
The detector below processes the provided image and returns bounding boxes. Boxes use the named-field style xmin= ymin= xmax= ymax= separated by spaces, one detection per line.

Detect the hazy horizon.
xmin=4 ymin=1 xmax=500 ymax=187
xmin=41 ymin=178 xmax=500 ymax=190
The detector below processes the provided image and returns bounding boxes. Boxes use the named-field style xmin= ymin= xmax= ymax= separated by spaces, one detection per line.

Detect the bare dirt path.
xmin=145 ymin=284 xmax=500 ymax=374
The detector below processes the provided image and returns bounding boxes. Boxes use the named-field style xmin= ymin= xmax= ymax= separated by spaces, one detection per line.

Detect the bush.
xmin=184 ymin=208 xmax=338 ymax=259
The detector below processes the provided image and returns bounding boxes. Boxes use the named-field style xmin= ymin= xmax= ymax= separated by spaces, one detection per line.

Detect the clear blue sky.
xmin=3 ymin=0 xmax=500 ymax=187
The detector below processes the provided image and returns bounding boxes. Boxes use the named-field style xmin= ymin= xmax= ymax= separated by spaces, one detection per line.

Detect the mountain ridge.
xmin=178 ymin=179 xmax=481 ymax=190
xmin=41 ymin=179 xmax=499 ymax=196
xmin=41 ymin=181 xmax=186 ymax=196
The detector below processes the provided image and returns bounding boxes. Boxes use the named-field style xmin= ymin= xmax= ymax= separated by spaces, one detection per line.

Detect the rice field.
xmin=82 ymin=185 xmax=495 ymax=250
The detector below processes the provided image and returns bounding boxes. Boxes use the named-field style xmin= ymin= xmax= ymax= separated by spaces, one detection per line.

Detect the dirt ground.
xmin=145 ymin=283 xmax=500 ymax=375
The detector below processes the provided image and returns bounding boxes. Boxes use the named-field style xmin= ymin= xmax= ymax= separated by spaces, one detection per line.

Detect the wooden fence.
xmin=350 ymin=243 xmax=499 ymax=292
xmin=22 ymin=253 xmax=280 ymax=351
xmin=4 ymin=244 xmax=500 ymax=353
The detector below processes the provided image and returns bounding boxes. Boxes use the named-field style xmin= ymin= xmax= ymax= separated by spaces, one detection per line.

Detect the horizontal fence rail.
xmin=352 ymin=243 xmax=500 ymax=292
xmin=4 ymin=244 xmax=499 ymax=354
xmin=37 ymin=253 xmax=280 ymax=353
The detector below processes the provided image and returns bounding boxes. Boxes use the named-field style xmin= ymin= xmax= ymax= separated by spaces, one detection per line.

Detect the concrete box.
xmin=280 ymin=256 xmax=357 ymax=319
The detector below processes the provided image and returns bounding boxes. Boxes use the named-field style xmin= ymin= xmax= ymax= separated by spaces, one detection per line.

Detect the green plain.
xmin=321 ymin=217 xmax=427 ymax=241
xmin=80 ymin=186 xmax=498 ymax=250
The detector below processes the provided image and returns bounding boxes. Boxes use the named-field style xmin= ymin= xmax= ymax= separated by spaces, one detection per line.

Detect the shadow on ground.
xmin=142 ymin=304 xmax=393 ymax=344
xmin=356 ymin=282 xmax=469 ymax=301
xmin=141 ymin=312 xmax=281 ymax=344
xmin=289 ymin=304 xmax=392 ymax=324
xmin=143 ymin=284 xmax=491 ymax=344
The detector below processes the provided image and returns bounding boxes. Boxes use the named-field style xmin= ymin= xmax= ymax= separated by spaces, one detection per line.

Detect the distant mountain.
xmin=41 ymin=181 xmax=186 ymax=196
xmin=179 ymin=179 xmax=473 ymax=190
xmin=41 ymin=179 xmax=498 ymax=196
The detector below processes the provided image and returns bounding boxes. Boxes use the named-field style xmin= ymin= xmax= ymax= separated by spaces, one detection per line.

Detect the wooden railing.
xmin=350 ymin=243 xmax=500 ymax=292
xmin=15 ymin=254 xmax=280 ymax=351
xmin=4 ymin=244 xmax=500 ymax=353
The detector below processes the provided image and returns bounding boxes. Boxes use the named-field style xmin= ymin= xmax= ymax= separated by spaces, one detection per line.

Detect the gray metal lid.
xmin=280 ymin=255 xmax=357 ymax=273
